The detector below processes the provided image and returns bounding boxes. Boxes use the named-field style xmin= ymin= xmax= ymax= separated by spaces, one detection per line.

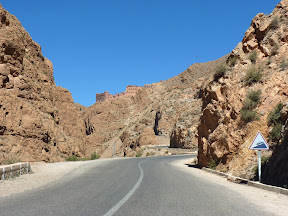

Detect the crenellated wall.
xmin=96 ymin=85 xmax=153 ymax=102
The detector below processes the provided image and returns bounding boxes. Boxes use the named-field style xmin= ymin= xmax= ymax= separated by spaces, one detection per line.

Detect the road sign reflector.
xmin=249 ymin=131 xmax=269 ymax=150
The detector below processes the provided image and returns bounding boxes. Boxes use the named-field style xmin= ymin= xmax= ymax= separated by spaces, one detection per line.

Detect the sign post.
xmin=258 ymin=150 xmax=261 ymax=182
xmin=249 ymin=131 xmax=269 ymax=182
xmin=113 ymin=141 xmax=115 ymax=158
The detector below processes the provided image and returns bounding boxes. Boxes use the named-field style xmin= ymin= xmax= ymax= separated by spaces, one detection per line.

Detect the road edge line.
xmin=103 ymin=160 xmax=145 ymax=216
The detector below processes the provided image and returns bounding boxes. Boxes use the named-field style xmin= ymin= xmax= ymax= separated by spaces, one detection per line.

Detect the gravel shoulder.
xmin=172 ymin=158 xmax=288 ymax=216
xmin=0 ymin=158 xmax=122 ymax=198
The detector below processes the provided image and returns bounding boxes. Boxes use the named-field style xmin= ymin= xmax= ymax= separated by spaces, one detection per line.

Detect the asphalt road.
xmin=0 ymin=155 xmax=274 ymax=216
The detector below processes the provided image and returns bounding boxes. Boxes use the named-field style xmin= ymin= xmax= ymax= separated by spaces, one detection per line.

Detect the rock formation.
xmin=0 ymin=4 xmax=87 ymax=163
xmin=197 ymin=0 xmax=288 ymax=185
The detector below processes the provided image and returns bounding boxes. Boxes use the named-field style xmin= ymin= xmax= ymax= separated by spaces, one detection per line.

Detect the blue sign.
xmin=249 ymin=132 xmax=269 ymax=150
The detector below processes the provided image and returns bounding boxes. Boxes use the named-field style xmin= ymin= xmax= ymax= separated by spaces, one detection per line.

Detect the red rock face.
xmin=0 ymin=4 xmax=88 ymax=163
xmin=197 ymin=0 xmax=288 ymax=183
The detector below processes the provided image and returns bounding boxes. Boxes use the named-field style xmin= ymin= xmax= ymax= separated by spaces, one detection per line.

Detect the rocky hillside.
xmin=87 ymin=55 xmax=229 ymax=157
xmin=0 ymin=4 xmax=89 ymax=163
xmin=197 ymin=0 xmax=288 ymax=187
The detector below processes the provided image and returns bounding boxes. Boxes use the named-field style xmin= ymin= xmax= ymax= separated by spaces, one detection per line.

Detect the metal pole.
xmin=113 ymin=141 xmax=115 ymax=158
xmin=258 ymin=150 xmax=261 ymax=182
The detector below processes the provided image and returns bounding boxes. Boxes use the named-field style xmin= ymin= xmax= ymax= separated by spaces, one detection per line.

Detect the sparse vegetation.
xmin=146 ymin=152 xmax=155 ymax=157
xmin=228 ymin=56 xmax=237 ymax=67
xmin=268 ymin=103 xmax=283 ymax=142
xmin=207 ymin=159 xmax=218 ymax=170
xmin=261 ymin=156 xmax=270 ymax=165
xmin=66 ymin=153 xmax=100 ymax=161
xmin=270 ymin=17 xmax=279 ymax=30
xmin=248 ymin=50 xmax=257 ymax=63
xmin=240 ymin=109 xmax=257 ymax=122
xmin=136 ymin=149 xmax=144 ymax=157
xmin=90 ymin=152 xmax=100 ymax=160
xmin=267 ymin=103 xmax=283 ymax=126
xmin=66 ymin=155 xmax=79 ymax=161
xmin=214 ymin=64 xmax=227 ymax=81
xmin=240 ymin=90 xmax=261 ymax=123
xmin=269 ymin=123 xmax=283 ymax=141
xmin=243 ymin=90 xmax=262 ymax=109
xmin=244 ymin=66 xmax=262 ymax=85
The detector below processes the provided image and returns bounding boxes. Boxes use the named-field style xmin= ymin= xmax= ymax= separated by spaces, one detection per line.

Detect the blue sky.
xmin=1 ymin=0 xmax=279 ymax=106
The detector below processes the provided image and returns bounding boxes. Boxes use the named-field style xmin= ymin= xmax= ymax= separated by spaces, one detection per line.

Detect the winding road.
xmin=0 ymin=155 xmax=283 ymax=215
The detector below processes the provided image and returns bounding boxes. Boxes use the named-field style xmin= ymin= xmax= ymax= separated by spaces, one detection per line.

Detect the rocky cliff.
xmin=197 ymin=0 xmax=288 ymax=186
xmin=0 ymin=4 xmax=88 ymax=163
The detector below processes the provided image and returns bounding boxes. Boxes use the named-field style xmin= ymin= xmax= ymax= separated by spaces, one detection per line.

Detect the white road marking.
xmin=103 ymin=160 xmax=145 ymax=216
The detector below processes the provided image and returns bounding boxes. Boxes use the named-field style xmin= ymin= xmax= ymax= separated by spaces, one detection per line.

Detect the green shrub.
xmin=136 ymin=149 xmax=143 ymax=157
xmin=247 ymin=89 xmax=262 ymax=104
xmin=207 ymin=159 xmax=218 ymax=170
xmin=269 ymin=123 xmax=283 ymax=141
xmin=240 ymin=109 xmax=257 ymax=122
xmin=248 ymin=50 xmax=257 ymax=63
xmin=261 ymin=156 xmax=270 ymax=165
xmin=242 ymin=90 xmax=262 ymax=110
xmin=270 ymin=17 xmax=279 ymax=30
xmin=90 ymin=152 xmax=100 ymax=160
xmin=241 ymin=90 xmax=261 ymax=122
xmin=268 ymin=103 xmax=283 ymax=142
xmin=66 ymin=155 xmax=79 ymax=161
xmin=244 ymin=66 xmax=262 ymax=85
xmin=243 ymin=99 xmax=258 ymax=110
xmin=229 ymin=56 xmax=237 ymax=67
xmin=267 ymin=103 xmax=283 ymax=126
xmin=214 ymin=64 xmax=227 ymax=81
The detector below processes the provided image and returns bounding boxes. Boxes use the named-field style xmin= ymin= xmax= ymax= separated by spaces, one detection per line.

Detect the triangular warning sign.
xmin=249 ymin=131 xmax=269 ymax=150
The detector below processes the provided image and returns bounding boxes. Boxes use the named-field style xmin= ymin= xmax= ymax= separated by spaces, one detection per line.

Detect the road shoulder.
xmin=171 ymin=158 xmax=288 ymax=216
